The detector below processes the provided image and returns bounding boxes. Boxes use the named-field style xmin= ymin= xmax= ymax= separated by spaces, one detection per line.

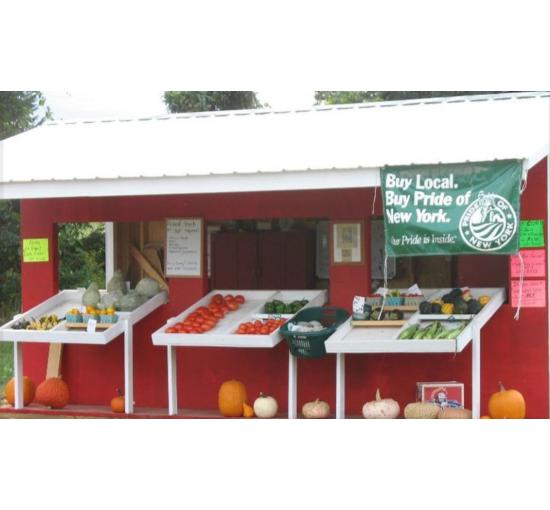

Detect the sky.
xmin=44 ymin=91 xmax=317 ymax=121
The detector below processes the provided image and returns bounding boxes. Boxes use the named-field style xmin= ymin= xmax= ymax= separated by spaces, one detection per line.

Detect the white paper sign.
xmin=166 ymin=218 xmax=203 ymax=277
xmin=86 ymin=319 xmax=97 ymax=333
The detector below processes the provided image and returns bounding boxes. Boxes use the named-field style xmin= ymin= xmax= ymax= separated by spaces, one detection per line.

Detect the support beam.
xmin=472 ymin=326 xmax=481 ymax=419
xmin=288 ymin=352 xmax=298 ymax=419
xmin=124 ymin=320 xmax=134 ymax=414
xmin=335 ymin=353 xmax=346 ymax=419
xmin=167 ymin=346 xmax=178 ymax=415
xmin=13 ymin=342 xmax=23 ymax=409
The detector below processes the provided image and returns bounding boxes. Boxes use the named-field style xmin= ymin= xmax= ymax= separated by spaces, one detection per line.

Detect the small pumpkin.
xmin=481 ymin=415 xmax=492 ymax=419
xmin=218 ymin=380 xmax=248 ymax=417
xmin=243 ymin=402 xmax=254 ymax=418
xmin=253 ymin=393 xmax=278 ymax=418
xmin=362 ymin=388 xmax=400 ymax=419
xmin=35 ymin=377 xmax=70 ymax=409
xmin=110 ymin=388 xmax=125 ymax=413
xmin=479 ymin=295 xmax=491 ymax=307
xmin=302 ymin=398 xmax=331 ymax=419
xmin=437 ymin=407 xmax=472 ymax=419
xmin=488 ymin=382 xmax=526 ymax=419
xmin=404 ymin=402 xmax=440 ymax=419
xmin=441 ymin=303 xmax=454 ymax=315
xmin=4 ymin=376 xmax=36 ymax=406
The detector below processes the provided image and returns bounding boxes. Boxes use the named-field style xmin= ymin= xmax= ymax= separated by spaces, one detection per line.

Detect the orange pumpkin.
xmin=111 ymin=390 xmax=125 ymax=413
xmin=242 ymin=402 xmax=254 ymax=418
xmin=480 ymin=415 xmax=492 ymax=419
xmin=488 ymin=382 xmax=526 ymax=419
xmin=4 ymin=376 xmax=36 ymax=406
xmin=35 ymin=377 xmax=70 ymax=409
xmin=218 ymin=380 xmax=248 ymax=417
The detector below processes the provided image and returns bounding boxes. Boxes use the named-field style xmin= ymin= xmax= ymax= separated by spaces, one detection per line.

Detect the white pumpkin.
xmin=404 ymin=402 xmax=440 ymax=419
xmin=253 ymin=393 xmax=278 ymax=418
xmin=362 ymin=388 xmax=400 ymax=419
xmin=302 ymin=398 xmax=331 ymax=419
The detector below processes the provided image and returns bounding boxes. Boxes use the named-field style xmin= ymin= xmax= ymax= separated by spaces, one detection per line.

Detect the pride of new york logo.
xmin=459 ymin=191 xmax=517 ymax=252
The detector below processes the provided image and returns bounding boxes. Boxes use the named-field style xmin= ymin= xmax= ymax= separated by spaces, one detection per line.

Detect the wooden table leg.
xmin=288 ymin=352 xmax=298 ymax=419
xmin=167 ymin=346 xmax=178 ymax=416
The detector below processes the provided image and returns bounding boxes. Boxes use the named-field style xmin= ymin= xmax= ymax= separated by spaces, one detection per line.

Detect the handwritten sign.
xmin=510 ymin=279 xmax=546 ymax=308
xmin=520 ymin=220 xmax=545 ymax=248
xmin=165 ymin=218 xmax=203 ymax=277
xmin=22 ymin=238 xmax=49 ymax=262
xmin=510 ymin=249 xmax=546 ymax=278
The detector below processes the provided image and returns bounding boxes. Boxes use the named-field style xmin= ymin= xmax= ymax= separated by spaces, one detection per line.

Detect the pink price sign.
xmin=510 ymin=279 xmax=546 ymax=308
xmin=510 ymin=249 xmax=546 ymax=278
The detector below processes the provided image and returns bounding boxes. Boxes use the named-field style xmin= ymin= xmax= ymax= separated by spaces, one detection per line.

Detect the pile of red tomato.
xmin=235 ymin=318 xmax=287 ymax=335
xmin=165 ymin=293 xmax=245 ymax=334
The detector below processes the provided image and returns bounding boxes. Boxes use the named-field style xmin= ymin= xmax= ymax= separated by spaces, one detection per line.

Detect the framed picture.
xmin=331 ymin=221 xmax=364 ymax=265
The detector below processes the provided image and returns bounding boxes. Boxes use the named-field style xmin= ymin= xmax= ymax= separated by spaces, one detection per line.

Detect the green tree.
xmin=163 ymin=91 xmax=261 ymax=113
xmin=315 ymin=91 xmax=504 ymax=104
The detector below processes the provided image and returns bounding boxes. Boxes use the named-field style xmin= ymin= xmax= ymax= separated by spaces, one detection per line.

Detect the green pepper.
xmin=265 ymin=302 xmax=275 ymax=314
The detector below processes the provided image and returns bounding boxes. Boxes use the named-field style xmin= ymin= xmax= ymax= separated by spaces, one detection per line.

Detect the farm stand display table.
xmin=151 ymin=289 xmax=327 ymax=416
xmin=325 ymin=288 xmax=506 ymax=419
xmin=0 ymin=289 xmax=168 ymax=414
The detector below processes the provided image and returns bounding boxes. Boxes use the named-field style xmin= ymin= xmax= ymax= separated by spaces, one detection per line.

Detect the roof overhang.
xmin=1 ymin=92 xmax=548 ymax=200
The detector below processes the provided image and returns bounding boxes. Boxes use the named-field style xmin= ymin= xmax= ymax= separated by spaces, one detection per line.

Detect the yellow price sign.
xmin=23 ymin=238 xmax=49 ymax=263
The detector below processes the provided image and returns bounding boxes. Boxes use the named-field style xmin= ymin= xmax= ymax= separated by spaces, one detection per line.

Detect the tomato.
xmin=235 ymin=295 xmax=245 ymax=304
xmin=165 ymin=327 xmax=178 ymax=333
xmin=208 ymin=303 xmax=219 ymax=312
xmin=221 ymin=303 xmax=231 ymax=312
xmin=260 ymin=326 xmax=269 ymax=334
xmin=211 ymin=294 xmax=224 ymax=305
xmin=224 ymin=294 xmax=235 ymax=302
xmin=183 ymin=326 xmax=193 ymax=333
xmin=226 ymin=301 xmax=239 ymax=311
xmin=213 ymin=310 xmax=224 ymax=319
xmin=201 ymin=323 xmax=212 ymax=332
xmin=194 ymin=315 xmax=205 ymax=324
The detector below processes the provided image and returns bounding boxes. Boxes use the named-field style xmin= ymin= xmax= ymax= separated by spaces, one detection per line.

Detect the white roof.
xmin=1 ymin=92 xmax=548 ymax=199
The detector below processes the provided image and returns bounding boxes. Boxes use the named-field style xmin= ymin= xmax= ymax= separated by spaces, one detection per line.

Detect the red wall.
xmin=19 ymin=158 xmax=549 ymax=417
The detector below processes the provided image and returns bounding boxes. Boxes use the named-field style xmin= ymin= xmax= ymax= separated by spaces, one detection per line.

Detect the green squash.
xmin=453 ymin=297 xmax=469 ymax=315
xmin=431 ymin=302 xmax=442 ymax=314
xmin=419 ymin=301 xmax=432 ymax=314
xmin=467 ymin=300 xmax=483 ymax=314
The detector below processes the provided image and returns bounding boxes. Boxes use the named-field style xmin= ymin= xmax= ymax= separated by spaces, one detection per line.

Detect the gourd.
xmin=302 ymin=398 xmax=331 ymax=419
xmin=441 ymin=303 xmax=454 ymax=315
xmin=404 ymin=402 xmax=440 ymax=419
xmin=4 ymin=376 xmax=36 ymax=406
xmin=110 ymin=389 xmax=125 ymax=413
xmin=82 ymin=282 xmax=101 ymax=307
xmin=488 ymin=382 xmax=526 ymax=419
xmin=243 ymin=402 xmax=255 ymax=418
xmin=107 ymin=269 xmax=127 ymax=295
xmin=102 ymin=290 xmax=124 ymax=309
xmin=362 ymin=388 xmax=400 ymax=419
xmin=479 ymin=295 xmax=491 ymax=307
xmin=467 ymin=300 xmax=482 ymax=314
xmin=431 ymin=303 xmax=442 ymax=314
xmin=135 ymin=277 xmax=161 ymax=298
xmin=253 ymin=393 xmax=278 ymax=418
xmin=453 ymin=298 xmax=468 ymax=315
xmin=218 ymin=380 xmax=248 ymax=417
xmin=118 ymin=290 xmax=147 ymax=311
xmin=35 ymin=377 xmax=70 ymax=409
xmin=419 ymin=301 xmax=432 ymax=314
xmin=437 ymin=407 xmax=472 ymax=419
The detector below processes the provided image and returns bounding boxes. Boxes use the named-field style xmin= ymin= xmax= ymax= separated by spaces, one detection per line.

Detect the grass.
xmin=0 ymin=341 xmax=13 ymax=393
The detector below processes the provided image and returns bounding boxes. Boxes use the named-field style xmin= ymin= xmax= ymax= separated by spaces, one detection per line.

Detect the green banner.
xmin=382 ymin=160 xmax=522 ymax=256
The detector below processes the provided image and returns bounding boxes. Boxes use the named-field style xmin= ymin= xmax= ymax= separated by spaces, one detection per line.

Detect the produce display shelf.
xmin=0 ymin=289 xmax=168 ymax=345
xmin=152 ymin=289 xmax=327 ymax=348
xmin=324 ymin=287 xmax=506 ymax=419
xmin=0 ymin=289 xmax=168 ymax=414
xmin=151 ymin=288 xmax=328 ymax=416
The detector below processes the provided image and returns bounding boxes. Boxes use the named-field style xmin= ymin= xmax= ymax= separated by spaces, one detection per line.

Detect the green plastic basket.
xmin=280 ymin=306 xmax=350 ymax=359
